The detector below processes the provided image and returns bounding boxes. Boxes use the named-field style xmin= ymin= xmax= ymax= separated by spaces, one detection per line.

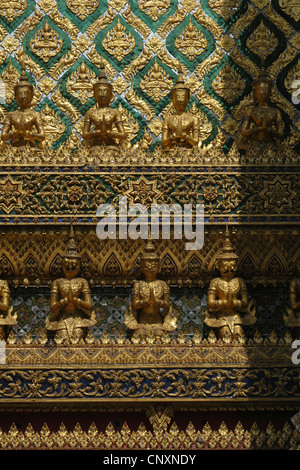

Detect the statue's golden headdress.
xmin=217 ymin=226 xmax=238 ymax=261
xmin=141 ymin=234 xmax=159 ymax=262
xmin=15 ymin=66 xmax=34 ymax=92
xmin=171 ymin=63 xmax=190 ymax=98
xmin=64 ymin=224 xmax=81 ymax=259
xmin=252 ymin=60 xmax=272 ymax=88
xmin=93 ymin=57 xmax=112 ymax=91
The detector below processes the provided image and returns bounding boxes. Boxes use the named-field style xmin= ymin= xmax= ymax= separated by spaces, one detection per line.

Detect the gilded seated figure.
xmin=1 ymin=67 xmax=45 ymax=149
xmin=204 ymin=227 xmax=256 ymax=340
xmin=0 ymin=279 xmax=17 ymax=341
xmin=162 ymin=64 xmax=199 ymax=152
xmin=284 ymin=262 xmax=300 ymax=334
xmin=240 ymin=66 xmax=284 ymax=152
xmin=124 ymin=237 xmax=177 ymax=338
xmin=82 ymin=59 xmax=126 ymax=157
xmin=47 ymin=225 xmax=96 ymax=344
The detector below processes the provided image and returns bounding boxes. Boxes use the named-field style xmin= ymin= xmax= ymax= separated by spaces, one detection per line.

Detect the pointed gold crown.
xmin=15 ymin=66 xmax=34 ymax=91
xmin=217 ymin=226 xmax=238 ymax=261
xmin=141 ymin=233 xmax=159 ymax=262
xmin=94 ymin=57 xmax=112 ymax=90
xmin=171 ymin=63 xmax=190 ymax=96
xmin=253 ymin=60 xmax=272 ymax=87
xmin=64 ymin=224 xmax=81 ymax=259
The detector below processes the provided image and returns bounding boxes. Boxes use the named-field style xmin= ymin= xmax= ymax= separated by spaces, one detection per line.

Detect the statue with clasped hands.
xmin=240 ymin=65 xmax=284 ymax=151
xmin=124 ymin=236 xmax=177 ymax=339
xmin=1 ymin=66 xmax=45 ymax=149
xmin=161 ymin=63 xmax=199 ymax=152
xmin=82 ymin=58 xmax=126 ymax=157
xmin=47 ymin=225 xmax=96 ymax=344
xmin=204 ymin=227 xmax=256 ymax=340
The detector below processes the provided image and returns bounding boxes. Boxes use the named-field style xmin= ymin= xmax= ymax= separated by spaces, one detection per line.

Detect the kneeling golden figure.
xmin=124 ymin=237 xmax=177 ymax=339
xmin=47 ymin=225 xmax=96 ymax=344
xmin=1 ymin=67 xmax=45 ymax=149
xmin=162 ymin=64 xmax=199 ymax=152
xmin=284 ymin=262 xmax=300 ymax=335
xmin=82 ymin=58 xmax=126 ymax=157
xmin=0 ymin=279 xmax=17 ymax=341
xmin=240 ymin=66 xmax=284 ymax=152
xmin=204 ymin=227 xmax=256 ymax=340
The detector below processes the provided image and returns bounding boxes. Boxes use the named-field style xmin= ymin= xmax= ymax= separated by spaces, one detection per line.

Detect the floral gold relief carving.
xmin=208 ymin=0 xmax=241 ymax=22
xmin=102 ymin=19 xmax=135 ymax=62
xmin=246 ymin=22 xmax=279 ymax=59
xmin=260 ymin=176 xmax=297 ymax=213
xmin=66 ymin=0 xmax=99 ymax=20
xmin=138 ymin=0 xmax=170 ymax=21
xmin=110 ymin=0 xmax=127 ymax=12
xmin=211 ymin=61 xmax=246 ymax=104
xmin=0 ymin=177 xmax=24 ymax=214
xmin=0 ymin=0 xmax=27 ymax=22
xmin=66 ymin=62 xmax=96 ymax=104
xmin=29 ymin=20 xmax=63 ymax=62
xmin=278 ymin=0 xmax=300 ymax=22
xmin=175 ymin=19 xmax=208 ymax=61
xmin=140 ymin=60 xmax=173 ymax=103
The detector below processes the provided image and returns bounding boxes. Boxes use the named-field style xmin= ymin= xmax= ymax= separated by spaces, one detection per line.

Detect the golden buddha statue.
xmin=1 ymin=67 xmax=45 ymax=149
xmin=240 ymin=65 xmax=284 ymax=152
xmin=284 ymin=263 xmax=300 ymax=334
xmin=47 ymin=225 xmax=96 ymax=344
xmin=82 ymin=58 xmax=127 ymax=157
xmin=124 ymin=236 xmax=177 ymax=338
xmin=161 ymin=64 xmax=199 ymax=152
xmin=204 ymin=227 xmax=256 ymax=340
xmin=0 ymin=279 xmax=17 ymax=341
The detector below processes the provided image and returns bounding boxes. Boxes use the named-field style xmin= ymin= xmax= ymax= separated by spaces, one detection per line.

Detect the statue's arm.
xmin=132 ymin=283 xmax=144 ymax=310
xmin=75 ymin=279 xmax=93 ymax=315
xmin=0 ymin=282 xmax=9 ymax=312
xmin=1 ymin=114 xmax=13 ymax=142
xmin=207 ymin=280 xmax=223 ymax=310
xmin=233 ymin=279 xmax=248 ymax=310
xmin=113 ymin=111 xmax=126 ymax=140
xmin=241 ymin=109 xmax=257 ymax=137
xmin=82 ymin=112 xmax=94 ymax=140
xmin=274 ymin=109 xmax=284 ymax=139
xmin=191 ymin=117 xmax=200 ymax=146
xmin=155 ymin=283 xmax=170 ymax=311
xmin=161 ymin=120 xmax=173 ymax=148
xmin=30 ymin=113 xmax=45 ymax=142
xmin=290 ymin=280 xmax=300 ymax=311
xmin=50 ymin=280 xmax=66 ymax=319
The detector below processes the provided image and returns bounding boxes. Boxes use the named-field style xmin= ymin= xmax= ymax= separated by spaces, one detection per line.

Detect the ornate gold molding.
xmin=0 ymin=417 xmax=297 ymax=450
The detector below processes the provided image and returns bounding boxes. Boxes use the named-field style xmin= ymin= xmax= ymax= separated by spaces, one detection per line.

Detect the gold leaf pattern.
xmin=175 ymin=18 xmax=208 ymax=61
xmin=102 ymin=19 xmax=135 ymax=62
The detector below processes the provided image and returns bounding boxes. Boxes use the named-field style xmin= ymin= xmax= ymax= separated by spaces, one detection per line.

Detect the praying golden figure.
xmin=1 ymin=67 xmax=45 ymax=149
xmin=0 ymin=279 xmax=17 ymax=341
xmin=204 ymin=227 xmax=256 ymax=340
xmin=240 ymin=65 xmax=284 ymax=152
xmin=82 ymin=58 xmax=126 ymax=157
xmin=124 ymin=236 xmax=177 ymax=338
xmin=47 ymin=225 xmax=96 ymax=344
xmin=162 ymin=64 xmax=199 ymax=152
xmin=284 ymin=262 xmax=300 ymax=334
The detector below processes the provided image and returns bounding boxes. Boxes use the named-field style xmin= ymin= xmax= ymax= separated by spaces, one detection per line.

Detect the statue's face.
xmin=253 ymin=81 xmax=271 ymax=103
xmin=218 ymin=259 xmax=237 ymax=279
xmin=142 ymin=259 xmax=159 ymax=279
xmin=15 ymin=86 xmax=33 ymax=109
xmin=62 ymin=257 xmax=80 ymax=278
xmin=172 ymin=88 xmax=189 ymax=112
xmin=94 ymin=84 xmax=112 ymax=107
